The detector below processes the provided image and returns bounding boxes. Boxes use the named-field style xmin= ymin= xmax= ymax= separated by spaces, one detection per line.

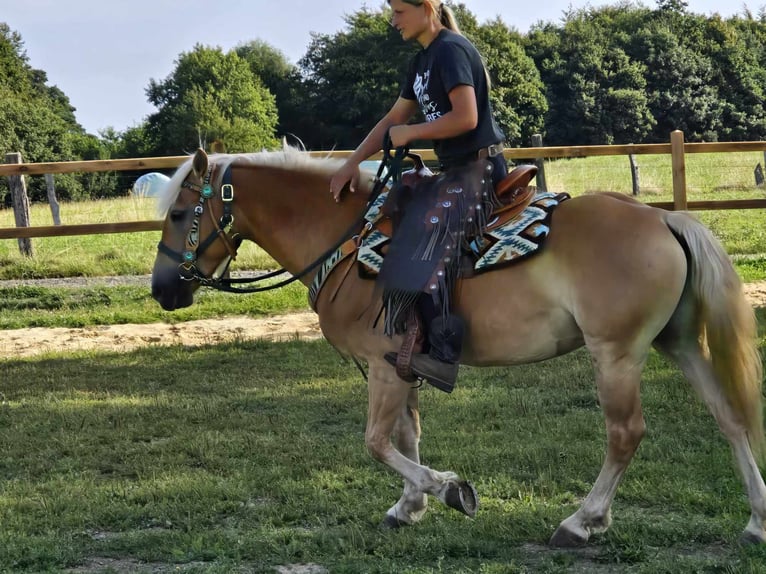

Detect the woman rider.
xmin=329 ymin=0 xmax=507 ymax=393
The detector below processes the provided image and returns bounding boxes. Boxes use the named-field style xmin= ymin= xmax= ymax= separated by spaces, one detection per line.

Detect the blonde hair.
xmin=392 ymin=0 xmax=462 ymax=34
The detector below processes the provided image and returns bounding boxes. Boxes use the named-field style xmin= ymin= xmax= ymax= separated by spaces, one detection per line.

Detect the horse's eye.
xmin=170 ymin=209 xmax=186 ymax=223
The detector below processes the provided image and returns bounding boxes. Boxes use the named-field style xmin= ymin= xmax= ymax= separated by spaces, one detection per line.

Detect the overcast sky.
xmin=2 ymin=0 xmax=761 ymax=134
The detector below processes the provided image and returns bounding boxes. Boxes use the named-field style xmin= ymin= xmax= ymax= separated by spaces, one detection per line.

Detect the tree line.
xmin=2 ymin=0 xmax=766 ymax=201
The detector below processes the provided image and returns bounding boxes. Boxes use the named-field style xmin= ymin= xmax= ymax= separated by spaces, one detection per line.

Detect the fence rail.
xmin=3 ymin=131 xmax=766 ymax=242
xmin=2 ymin=140 xmax=766 ymax=178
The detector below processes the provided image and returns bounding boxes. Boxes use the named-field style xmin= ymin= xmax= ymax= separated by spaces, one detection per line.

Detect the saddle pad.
xmin=473 ymin=192 xmax=570 ymax=271
xmin=357 ymin=190 xmax=570 ymax=277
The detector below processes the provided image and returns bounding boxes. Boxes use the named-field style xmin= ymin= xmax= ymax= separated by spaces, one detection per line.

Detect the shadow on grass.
xmin=1 ymin=338 xmax=765 ymax=572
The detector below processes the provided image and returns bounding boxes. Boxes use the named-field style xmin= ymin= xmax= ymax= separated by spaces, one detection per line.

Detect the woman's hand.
xmin=330 ymin=160 xmax=360 ymax=202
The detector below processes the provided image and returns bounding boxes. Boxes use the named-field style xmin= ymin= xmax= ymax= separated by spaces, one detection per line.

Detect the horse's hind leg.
xmin=551 ymin=347 xmax=647 ymax=547
xmin=657 ymin=341 xmax=766 ymax=543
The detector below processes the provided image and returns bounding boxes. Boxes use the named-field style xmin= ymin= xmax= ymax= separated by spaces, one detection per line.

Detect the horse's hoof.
xmin=381 ymin=514 xmax=408 ymax=529
xmin=739 ymin=529 xmax=766 ymax=545
xmin=443 ymin=480 xmax=479 ymax=517
xmin=550 ymin=525 xmax=589 ymax=547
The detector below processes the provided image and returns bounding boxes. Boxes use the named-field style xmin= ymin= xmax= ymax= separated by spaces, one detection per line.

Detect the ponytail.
xmin=437 ymin=3 xmax=461 ymax=34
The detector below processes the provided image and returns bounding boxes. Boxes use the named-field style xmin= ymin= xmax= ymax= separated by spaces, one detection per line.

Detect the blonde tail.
xmin=666 ymin=211 xmax=764 ymax=460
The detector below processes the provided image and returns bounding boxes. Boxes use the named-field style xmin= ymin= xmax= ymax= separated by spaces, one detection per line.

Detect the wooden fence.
xmin=2 ymin=131 xmax=766 ymax=249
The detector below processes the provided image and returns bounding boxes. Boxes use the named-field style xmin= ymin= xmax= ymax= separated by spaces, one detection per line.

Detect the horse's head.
xmin=152 ymin=148 xmax=241 ymax=310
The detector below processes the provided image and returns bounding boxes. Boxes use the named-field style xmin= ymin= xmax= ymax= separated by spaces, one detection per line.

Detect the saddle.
xmin=377 ymin=160 xmax=540 ymax=246
xmin=399 ymin=155 xmax=539 ymax=216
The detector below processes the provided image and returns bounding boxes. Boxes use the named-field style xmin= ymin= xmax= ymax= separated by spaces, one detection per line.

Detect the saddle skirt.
xmin=308 ymin=184 xmax=570 ymax=309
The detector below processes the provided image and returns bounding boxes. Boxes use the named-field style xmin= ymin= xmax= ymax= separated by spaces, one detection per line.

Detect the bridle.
xmin=156 ymin=140 xmax=411 ymax=294
xmin=157 ymin=163 xmax=247 ymax=288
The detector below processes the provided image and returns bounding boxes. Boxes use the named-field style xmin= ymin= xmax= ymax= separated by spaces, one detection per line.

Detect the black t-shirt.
xmin=400 ymin=29 xmax=505 ymax=163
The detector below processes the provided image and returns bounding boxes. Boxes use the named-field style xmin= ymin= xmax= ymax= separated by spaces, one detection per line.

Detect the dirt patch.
xmin=1 ymin=281 xmax=765 ymax=360
xmin=743 ymin=281 xmax=766 ymax=307
xmin=0 ymin=313 xmax=322 ymax=359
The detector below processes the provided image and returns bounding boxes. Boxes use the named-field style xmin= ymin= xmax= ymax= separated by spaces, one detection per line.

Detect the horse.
xmin=151 ymin=147 xmax=766 ymax=546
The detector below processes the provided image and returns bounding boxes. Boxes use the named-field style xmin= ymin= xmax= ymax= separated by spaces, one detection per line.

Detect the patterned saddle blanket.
xmin=308 ymin=187 xmax=570 ymax=308
xmin=357 ymin=188 xmax=570 ymax=277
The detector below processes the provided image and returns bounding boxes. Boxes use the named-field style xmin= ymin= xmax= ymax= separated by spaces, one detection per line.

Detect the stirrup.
xmin=385 ymin=352 xmax=457 ymax=393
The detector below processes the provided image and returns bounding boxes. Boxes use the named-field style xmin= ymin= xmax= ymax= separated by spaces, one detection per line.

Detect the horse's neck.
xmin=242 ymin=166 xmax=368 ymax=278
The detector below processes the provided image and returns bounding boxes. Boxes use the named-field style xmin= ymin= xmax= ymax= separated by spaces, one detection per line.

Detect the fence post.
xmin=45 ymin=173 xmax=62 ymax=225
xmin=670 ymin=131 xmax=687 ymax=211
xmin=531 ymin=134 xmax=547 ymax=191
xmin=629 ymin=152 xmax=640 ymax=195
xmin=4 ymin=152 xmax=34 ymax=256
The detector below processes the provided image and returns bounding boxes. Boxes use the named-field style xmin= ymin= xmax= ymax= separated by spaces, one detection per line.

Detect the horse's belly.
xmin=462 ymin=305 xmax=583 ymax=366
xmin=456 ymin=259 xmax=583 ymax=366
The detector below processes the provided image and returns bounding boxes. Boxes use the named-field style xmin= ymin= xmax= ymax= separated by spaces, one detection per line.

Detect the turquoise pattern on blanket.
xmin=357 ymin=191 xmax=568 ymax=276
xmin=473 ymin=192 xmax=567 ymax=271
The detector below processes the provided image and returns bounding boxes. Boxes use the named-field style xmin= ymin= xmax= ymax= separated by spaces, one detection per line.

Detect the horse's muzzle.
xmin=151 ymin=266 xmax=195 ymax=311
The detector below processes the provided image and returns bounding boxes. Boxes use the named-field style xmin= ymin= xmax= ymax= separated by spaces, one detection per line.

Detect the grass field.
xmin=1 ymin=150 xmax=766 ymax=572
xmin=2 ymin=312 xmax=766 ymax=572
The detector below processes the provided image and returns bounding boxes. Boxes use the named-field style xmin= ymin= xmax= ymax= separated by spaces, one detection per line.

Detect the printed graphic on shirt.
xmin=413 ymin=69 xmax=441 ymax=122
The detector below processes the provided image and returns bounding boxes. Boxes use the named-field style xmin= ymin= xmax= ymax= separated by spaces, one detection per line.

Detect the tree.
xmin=0 ymin=24 xmax=93 ymax=200
xmin=703 ymin=16 xmax=766 ymax=140
xmin=299 ymin=9 xmax=415 ymax=149
xmin=627 ymin=21 xmax=725 ymax=141
xmin=145 ymin=45 xmax=278 ymax=155
xmin=527 ymin=10 xmax=654 ymax=145
xmin=472 ymin=19 xmax=547 ymax=147
xmin=234 ymin=40 xmax=306 ymax=141
xmin=657 ymin=0 xmax=688 ymax=13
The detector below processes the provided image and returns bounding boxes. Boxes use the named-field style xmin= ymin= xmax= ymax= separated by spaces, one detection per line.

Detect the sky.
xmin=2 ymin=0 xmax=762 ymax=135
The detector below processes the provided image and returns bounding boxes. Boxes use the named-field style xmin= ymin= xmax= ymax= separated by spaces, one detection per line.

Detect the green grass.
xmin=0 ymin=282 xmax=309 ymax=329
xmin=2 ymin=313 xmax=766 ymax=572
xmin=2 ymin=152 xmax=766 ymax=572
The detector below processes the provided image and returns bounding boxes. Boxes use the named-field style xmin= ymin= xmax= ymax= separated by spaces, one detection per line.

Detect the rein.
xmin=158 ymin=145 xmax=408 ymax=294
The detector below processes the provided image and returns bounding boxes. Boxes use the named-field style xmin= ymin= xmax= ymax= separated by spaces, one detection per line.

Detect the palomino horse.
xmin=151 ymin=148 xmax=766 ymax=546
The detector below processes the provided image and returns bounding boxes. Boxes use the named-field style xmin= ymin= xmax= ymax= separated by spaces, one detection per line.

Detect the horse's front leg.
xmin=366 ymin=361 xmax=478 ymax=526
xmin=383 ymin=384 xmax=429 ymax=527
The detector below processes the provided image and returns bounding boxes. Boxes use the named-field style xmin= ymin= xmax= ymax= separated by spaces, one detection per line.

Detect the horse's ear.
xmin=192 ymin=148 xmax=208 ymax=179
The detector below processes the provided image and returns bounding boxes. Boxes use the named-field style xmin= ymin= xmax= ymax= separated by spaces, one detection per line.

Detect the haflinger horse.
xmin=151 ymin=147 xmax=766 ymax=546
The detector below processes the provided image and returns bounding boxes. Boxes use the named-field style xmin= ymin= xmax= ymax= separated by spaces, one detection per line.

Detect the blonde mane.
xmin=156 ymin=147 xmax=375 ymax=217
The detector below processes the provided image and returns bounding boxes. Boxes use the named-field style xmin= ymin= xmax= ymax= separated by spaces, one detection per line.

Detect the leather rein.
xmin=156 ymin=147 xmax=408 ymax=294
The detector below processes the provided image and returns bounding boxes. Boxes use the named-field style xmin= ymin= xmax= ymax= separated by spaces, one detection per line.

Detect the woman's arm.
xmin=330 ymin=97 xmax=418 ymax=201
xmin=389 ymin=84 xmax=478 ymax=148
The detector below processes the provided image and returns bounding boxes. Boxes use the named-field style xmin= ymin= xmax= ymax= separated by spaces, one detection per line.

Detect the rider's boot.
xmin=386 ymin=315 xmax=464 ymax=393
